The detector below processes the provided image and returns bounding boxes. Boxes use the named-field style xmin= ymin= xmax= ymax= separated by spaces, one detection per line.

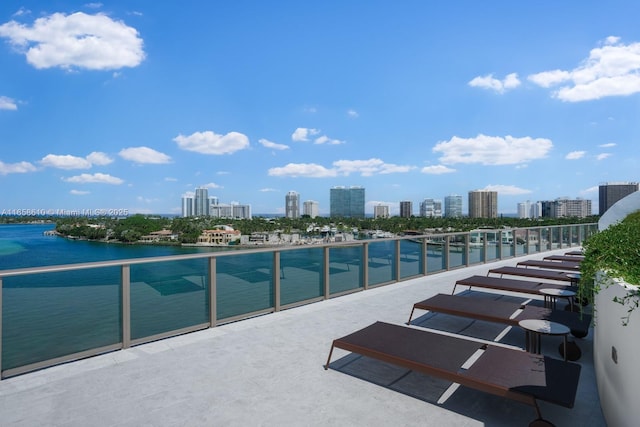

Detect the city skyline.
xmin=1 ymin=2 xmax=640 ymax=216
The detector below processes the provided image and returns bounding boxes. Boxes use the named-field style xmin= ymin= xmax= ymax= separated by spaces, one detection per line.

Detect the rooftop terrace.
xmin=0 ymin=249 xmax=603 ymax=427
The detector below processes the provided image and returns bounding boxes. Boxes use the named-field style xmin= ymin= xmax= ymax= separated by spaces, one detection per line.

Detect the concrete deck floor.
xmin=0 ymin=250 xmax=605 ymax=426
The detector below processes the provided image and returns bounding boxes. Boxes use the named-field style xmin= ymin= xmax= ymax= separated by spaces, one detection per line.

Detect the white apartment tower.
xmin=420 ymin=198 xmax=442 ymax=217
xmin=303 ymin=200 xmax=319 ymax=218
xmin=373 ymin=204 xmax=390 ymax=219
xmin=285 ymin=191 xmax=300 ymax=219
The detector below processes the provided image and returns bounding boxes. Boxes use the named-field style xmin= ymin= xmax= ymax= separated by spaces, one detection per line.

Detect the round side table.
xmin=518 ymin=319 xmax=570 ymax=361
xmin=540 ymin=288 xmax=576 ymax=311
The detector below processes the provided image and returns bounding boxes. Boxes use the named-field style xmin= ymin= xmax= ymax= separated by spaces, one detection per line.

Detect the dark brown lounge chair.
xmin=543 ymin=255 xmax=584 ymax=262
xmin=407 ymin=293 xmax=590 ymax=338
xmin=325 ymin=321 xmax=581 ymax=426
xmin=564 ymin=250 xmax=584 ymax=256
xmin=453 ymin=275 xmax=576 ymax=295
xmin=487 ymin=266 xmax=576 ymax=283
xmin=516 ymin=260 xmax=581 ymax=271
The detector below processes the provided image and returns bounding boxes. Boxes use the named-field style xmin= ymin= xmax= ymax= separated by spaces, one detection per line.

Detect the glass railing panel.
xmin=216 ymin=252 xmax=274 ymax=320
xmin=427 ymin=237 xmax=445 ymax=273
xmin=486 ymin=241 xmax=499 ymax=261
xmin=400 ymin=238 xmax=423 ymax=279
xmin=571 ymin=225 xmax=580 ymax=246
xmin=280 ymin=247 xmax=323 ymax=305
xmin=448 ymin=235 xmax=466 ymax=269
xmin=1 ymin=267 xmax=121 ymax=371
xmin=367 ymin=240 xmax=395 ymax=285
xmin=514 ymin=230 xmax=526 ymax=256
xmin=468 ymin=235 xmax=484 ymax=264
xmin=561 ymin=227 xmax=570 ymax=247
xmin=501 ymin=231 xmax=514 ymax=258
xmin=551 ymin=227 xmax=562 ymax=249
xmin=130 ymin=258 xmax=209 ymax=340
xmin=527 ymin=229 xmax=541 ymax=253
xmin=540 ymin=228 xmax=550 ymax=251
xmin=328 ymin=245 xmax=363 ymax=294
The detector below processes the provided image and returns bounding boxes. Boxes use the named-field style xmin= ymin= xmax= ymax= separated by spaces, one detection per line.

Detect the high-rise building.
xmin=420 ymin=198 xmax=442 ymax=217
xmin=599 ymin=182 xmax=639 ymax=215
xmin=303 ymin=200 xmax=319 ymax=218
xmin=330 ymin=186 xmax=365 ymax=218
xmin=468 ymin=190 xmax=498 ymax=218
xmin=181 ymin=194 xmax=194 ymax=217
xmin=517 ymin=200 xmax=542 ymax=219
xmin=285 ymin=191 xmax=300 ymax=219
xmin=444 ymin=195 xmax=463 ymax=218
xmin=517 ymin=201 xmax=530 ymax=219
xmin=541 ymin=198 xmax=591 ymax=218
xmin=194 ymin=188 xmax=209 ymax=216
xmin=232 ymin=203 xmax=252 ymax=219
xmin=373 ymin=204 xmax=390 ymax=219
xmin=399 ymin=201 xmax=413 ymax=218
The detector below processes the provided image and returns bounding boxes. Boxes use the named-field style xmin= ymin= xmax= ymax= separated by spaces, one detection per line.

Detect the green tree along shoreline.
xmin=1 ymin=214 xmax=599 ymax=245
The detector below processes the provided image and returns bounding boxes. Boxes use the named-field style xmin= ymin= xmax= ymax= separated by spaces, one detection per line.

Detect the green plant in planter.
xmin=579 ymin=210 xmax=640 ymax=325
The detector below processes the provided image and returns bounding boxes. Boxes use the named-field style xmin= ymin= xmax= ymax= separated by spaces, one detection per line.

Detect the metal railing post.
xmin=274 ymin=251 xmax=281 ymax=311
xmin=209 ymin=257 xmax=216 ymax=327
xmin=395 ymin=240 xmax=401 ymax=281
xmin=422 ymin=238 xmax=428 ymax=275
xmin=323 ymin=247 xmax=330 ymax=299
xmin=444 ymin=236 xmax=450 ymax=270
xmin=362 ymin=242 xmax=369 ymax=290
xmin=465 ymin=234 xmax=471 ymax=266
xmin=121 ymin=264 xmax=131 ymax=349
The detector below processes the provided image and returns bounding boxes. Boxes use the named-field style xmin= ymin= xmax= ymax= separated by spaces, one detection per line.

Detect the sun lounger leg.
xmin=407 ymin=307 xmax=416 ymax=325
xmin=528 ymin=400 xmax=555 ymax=427
xmin=324 ymin=343 xmax=336 ymax=370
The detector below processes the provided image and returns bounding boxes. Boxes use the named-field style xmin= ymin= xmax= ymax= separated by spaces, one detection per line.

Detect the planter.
xmin=594 ymin=272 xmax=640 ymax=427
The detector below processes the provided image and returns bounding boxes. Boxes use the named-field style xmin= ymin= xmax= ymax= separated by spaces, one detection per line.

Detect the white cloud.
xmin=268 ymin=163 xmax=337 ymax=178
xmin=86 ymin=151 xmax=113 ymax=165
xmin=63 ymin=173 xmax=124 ymax=184
xmin=333 ymin=159 xmax=414 ymax=176
xmin=0 ymin=96 xmax=17 ymax=110
xmin=202 ymin=182 xmax=223 ymax=189
xmin=347 ymin=109 xmax=359 ymax=118
xmin=433 ymin=134 xmax=553 ymax=165
xmin=119 ymin=147 xmax=171 ymax=164
xmin=268 ymin=158 xmax=415 ymax=178
xmin=0 ymin=12 xmax=145 ymax=70
xmin=291 ymin=127 xmax=319 ymax=142
xmin=260 ymin=188 xmax=278 ymax=192
xmin=421 ymin=165 xmax=456 ymax=174
xmin=580 ymin=186 xmax=599 ymax=195
xmin=314 ymin=135 xmax=345 ymax=145
xmin=40 ymin=154 xmax=92 ymax=169
xmin=259 ymin=138 xmax=289 ymax=150
xmin=482 ymin=184 xmax=532 ymax=195
xmin=174 ymin=130 xmax=249 ymax=155
xmin=70 ymin=189 xmax=90 ymax=195
xmin=597 ymin=153 xmax=612 ymax=160
xmin=40 ymin=152 xmax=113 ymax=169
xmin=0 ymin=160 xmax=36 ymax=175
xmin=528 ymin=37 xmax=640 ymax=101
xmin=12 ymin=8 xmax=31 ymax=18
xmin=164 ymin=177 xmax=177 ymax=182
xmin=566 ymin=151 xmax=586 ymax=160
xmin=599 ymin=142 xmax=617 ymax=148
xmin=468 ymin=73 xmax=521 ymax=93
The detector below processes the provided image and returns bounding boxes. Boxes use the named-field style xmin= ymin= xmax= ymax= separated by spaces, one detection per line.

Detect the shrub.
xmin=579 ymin=210 xmax=640 ymax=324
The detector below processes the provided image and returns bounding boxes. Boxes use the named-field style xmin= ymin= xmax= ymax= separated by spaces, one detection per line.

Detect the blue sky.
xmin=1 ymin=1 xmax=639 ymax=217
